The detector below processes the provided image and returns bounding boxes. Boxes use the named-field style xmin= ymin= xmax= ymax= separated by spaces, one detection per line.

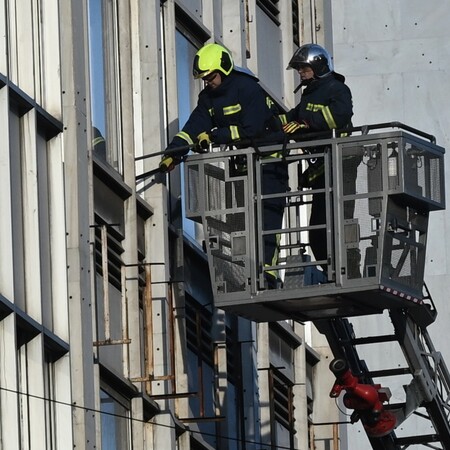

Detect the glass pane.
xmin=88 ymin=0 xmax=121 ymax=172
xmin=44 ymin=360 xmax=56 ymax=450
xmin=10 ymin=105 xmax=26 ymax=309
xmin=176 ymin=30 xmax=202 ymax=242
xmin=88 ymin=0 xmax=107 ymax=140
xmin=37 ymin=132 xmax=53 ymax=329
xmin=100 ymin=389 xmax=130 ymax=450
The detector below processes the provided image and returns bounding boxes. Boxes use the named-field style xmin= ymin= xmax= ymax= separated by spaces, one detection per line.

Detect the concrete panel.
xmin=335 ymin=38 xmax=450 ymax=78
xmin=333 ymin=1 xmax=450 ymax=44
xmin=177 ymin=0 xmax=202 ymax=22
xmin=347 ymin=73 xmax=404 ymax=124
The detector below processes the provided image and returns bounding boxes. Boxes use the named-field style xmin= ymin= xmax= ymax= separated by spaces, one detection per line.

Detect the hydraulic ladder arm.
xmin=316 ymin=297 xmax=450 ymax=449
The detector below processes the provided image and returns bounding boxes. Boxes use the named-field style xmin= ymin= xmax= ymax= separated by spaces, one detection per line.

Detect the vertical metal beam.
xmin=144 ymin=264 xmax=154 ymax=394
xmin=101 ymin=225 xmax=111 ymax=340
xmin=121 ymin=265 xmax=130 ymax=378
xmin=167 ymin=282 xmax=176 ymax=394
xmin=196 ymin=311 xmax=205 ymax=417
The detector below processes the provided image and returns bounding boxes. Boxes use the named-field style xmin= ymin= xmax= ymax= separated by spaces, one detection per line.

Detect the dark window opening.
xmin=292 ymin=0 xmax=300 ymax=46
xmin=185 ymin=296 xmax=214 ymax=367
xmin=257 ymin=0 xmax=280 ymax=26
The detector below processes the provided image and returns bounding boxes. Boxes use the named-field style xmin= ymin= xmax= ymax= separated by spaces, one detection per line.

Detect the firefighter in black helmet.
xmin=280 ymin=43 xmax=359 ymax=276
xmin=281 ymin=43 xmax=353 ymax=135
xmin=160 ymin=42 xmax=287 ymax=289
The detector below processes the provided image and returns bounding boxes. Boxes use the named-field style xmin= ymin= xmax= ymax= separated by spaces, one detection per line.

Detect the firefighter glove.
xmin=283 ymin=121 xmax=309 ymax=134
xmin=195 ymin=131 xmax=211 ymax=153
xmin=159 ymin=155 xmax=179 ymax=173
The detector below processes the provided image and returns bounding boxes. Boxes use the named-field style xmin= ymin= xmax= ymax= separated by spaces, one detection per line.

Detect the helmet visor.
xmin=193 ymin=55 xmax=212 ymax=79
xmin=286 ymin=44 xmax=333 ymax=77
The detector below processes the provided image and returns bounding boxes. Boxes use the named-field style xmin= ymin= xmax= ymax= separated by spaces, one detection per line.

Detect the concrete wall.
xmin=330 ymin=1 xmax=450 ymax=447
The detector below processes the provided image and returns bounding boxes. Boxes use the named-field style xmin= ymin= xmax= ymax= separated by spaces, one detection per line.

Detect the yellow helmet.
xmin=192 ymin=43 xmax=234 ymax=79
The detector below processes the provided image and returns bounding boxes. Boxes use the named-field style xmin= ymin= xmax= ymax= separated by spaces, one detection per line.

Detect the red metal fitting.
xmin=329 ymin=358 xmax=397 ymax=438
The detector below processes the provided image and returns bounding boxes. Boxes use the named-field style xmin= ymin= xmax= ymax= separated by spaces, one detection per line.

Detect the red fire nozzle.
xmin=329 ymin=358 xmax=397 ymax=438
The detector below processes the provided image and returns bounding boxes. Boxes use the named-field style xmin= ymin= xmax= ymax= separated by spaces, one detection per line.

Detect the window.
xmin=270 ymin=367 xmax=295 ymax=449
xmin=267 ymin=324 xmax=302 ymax=448
xmin=44 ymin=354 xmax=57 ymax=450
xmin=18 ymin=345 xmax=31 ymax=448
xmin=37 ymin=130 xmax=53 ymax=329
xmin=9 ymin=95 xmax=62 ymax=324
xmin=3 ymin=0 xmax=64 ymax=331
xmin=93 ymin=219 xmax=125 ymax=290
xmin=9 ymin=102 xmax=26 ymax=310
xmin=88 ymin=0 xmax=123 ymax=173
xmin=5 ymin=0 xmax=61 ymax=112
xmin=175 ymin=28 xmax=203 ymax=241
xmin=185 ymin=296 xmax=243 ymax=448
xmin=186 ymin=296 xmax=213 ymax=368
xmin=269 ymin=326 xmax=295 ymax=380
xmin=257 ymin=0 xmax=280 ymax=25
xmin=18 ymin=335 xmax=47 ymax=449
xmin=100 ymin=388 xmax=131 ymax=450
xmin=185 ymin=295 xmax=216 ymax=443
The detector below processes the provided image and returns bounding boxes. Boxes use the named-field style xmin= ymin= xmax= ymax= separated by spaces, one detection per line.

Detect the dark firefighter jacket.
xmin=167 ymin=70 xmax=279 ymax=154
xmin=280 ymin=72 xmax=353 ymax=133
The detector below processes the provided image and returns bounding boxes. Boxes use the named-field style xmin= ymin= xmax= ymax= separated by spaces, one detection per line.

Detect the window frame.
xmin=88 ymin=0 xmax=123 ymax=173
xmin=256 ymin=0 xmax=281 ymax=26
xmin=269 ymin=366 xmax=296 ymax=448
xmin=100 ymin=384 xmax=132 ymax=450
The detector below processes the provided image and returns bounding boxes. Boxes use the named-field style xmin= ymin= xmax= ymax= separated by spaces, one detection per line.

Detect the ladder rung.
xmin=347 ymin=334 xmax=398 ymax=345
xmin=367 ymin=367 xmax=410 ymax=378
xmin=383 ymin=402 xmax=405 ymax=410
xmin=393 ymin=434 xmax=440 ymax=445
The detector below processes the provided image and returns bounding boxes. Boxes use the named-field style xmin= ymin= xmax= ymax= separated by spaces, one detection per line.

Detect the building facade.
xmin=0 ymin=1 xmax=336 ymax=449
xmin=1 ymin=0 xmax=448 ymax=449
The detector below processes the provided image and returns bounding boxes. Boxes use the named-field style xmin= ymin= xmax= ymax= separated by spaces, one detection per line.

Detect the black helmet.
xmin=287 ymin=43 xmax=333 ymax=78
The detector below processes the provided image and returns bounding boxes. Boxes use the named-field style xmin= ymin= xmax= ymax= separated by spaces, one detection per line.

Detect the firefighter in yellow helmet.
xmin=160 ymin=43 xmax=287 ymax=289
xmin=159 ymin=43 xmax=280 ymax=171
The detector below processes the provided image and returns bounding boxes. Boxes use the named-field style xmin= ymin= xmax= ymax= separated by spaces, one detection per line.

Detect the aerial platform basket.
xmin=184 ymin=123 xmax=445 ymax=322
